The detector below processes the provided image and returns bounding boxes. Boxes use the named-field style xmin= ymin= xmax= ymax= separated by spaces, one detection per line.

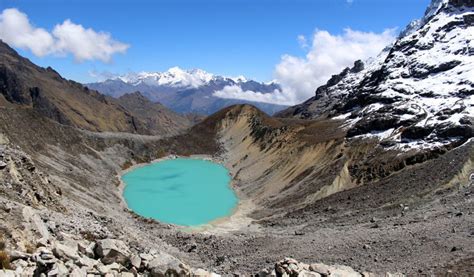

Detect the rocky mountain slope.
xmin=278 ymin=0 xmax=473 ymax=151
xmin=112 ymin=92 xmax=192 ymax=136
xmin=87 ymin=68 xmax=288 ymax=115
xmin=0 ymin=0 xmax=472 ymax=276
xmin=0 ymin=42 xmax=191 ymax=136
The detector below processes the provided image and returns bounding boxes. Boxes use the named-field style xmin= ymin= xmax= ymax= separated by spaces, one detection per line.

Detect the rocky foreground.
xmin=1 ymin=235 xmax=405 ymax=276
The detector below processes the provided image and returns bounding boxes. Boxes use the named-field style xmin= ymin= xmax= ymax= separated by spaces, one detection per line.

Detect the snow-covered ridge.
xmin=286 ymin=0 xmax=474 ymax=151
xmin=400 ymin=0 xmax=448 ymax=38
xmin=114 ymin=67 xmax=262 ymax=88
xmin=350 ymin=0 xmax=473 ymax=150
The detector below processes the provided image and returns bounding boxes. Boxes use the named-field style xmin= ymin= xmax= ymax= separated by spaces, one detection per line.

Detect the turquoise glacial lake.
xmin=122 ymin=158 xmax=238 ymax=226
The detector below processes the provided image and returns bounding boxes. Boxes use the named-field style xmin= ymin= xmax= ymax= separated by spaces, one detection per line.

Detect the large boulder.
xmin=325 ymin=265 xmax=362 ymax=277
xmin=97 ymin=262 xmax=121 ymax=275
xmin=53 ymin=242 xmax=79 ymax=261
xmin=130 ymin=254 xmax=141 ymax=269
xmin=147 ymin=252 xmax=190 ymax=277
xmin=69 ymin=266 xmax=87 ymax=277
xmin=78 ymin=241 xmax=95 ymax=258
xmin=435 ymin=122 xmax=473 ymax=139
xmin=46 ymin=261 xmax=69 ymax=276
xmin=95 ymin=239 xmax=131 ymax=266
xmin=401 ymin=125 xmax=434 ymax=140
xmin=298 ymin=270 xmax=321 ymax=277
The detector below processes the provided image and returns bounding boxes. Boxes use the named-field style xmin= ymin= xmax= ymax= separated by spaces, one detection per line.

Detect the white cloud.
xmin=214 ymin=28 xmax=396 ymax=105
xmin=347 ymin=0 xmax=354 ymax=4
xmin=0 ymin=8 xmax=129 ymax=62
xmin=297 ymin=35 xmax=308 ymax=49
xmin=0 ymin=8 xmax=55 ymax=56
xmin=213 ymin=85 xmax=288 ymax=105
xmin=52 ymin=20 xmax=129 ymax=62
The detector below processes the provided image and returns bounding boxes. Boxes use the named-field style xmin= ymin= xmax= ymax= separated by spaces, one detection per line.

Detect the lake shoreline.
xmin=116 ymin=154 xmax=257 ymax=233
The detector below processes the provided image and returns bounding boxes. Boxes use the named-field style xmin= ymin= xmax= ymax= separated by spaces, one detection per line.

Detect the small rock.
xmin=129 ymin=267 xmax=138 ymax=276
xmin=78 ymin=242 xmax=95 ymax=258
xmin=187 ymin=243 xmax=197 ymax=252
xmin=98 ymin=262 xmax=121 ymax=275
xmin=148 ymin=252 xmax=190 ymax=276
xmin=363 ymin=244 xmax=371 ymax=250
xmin=327 ymin=264 xmax=362 ymax=276
xmin=3 ymin=205 xmax=12 ymax=213
xmin=53 ymin=243 xmax=80 ymax=261
xmin=139 ymin=253 xmax=154 ymax=261
xmin=257 ymin=269 xmax=271 ymax=277
xmin=309 ymin=263 xmax=330 ymax=275
xmin=0 ymin=270 xmax=16 ymax=277
xmin=298 ymin=270 xmax=321 ymax=277
xmin=12 ymin=259 xmax=28 ymax=268
xmin=76 ymin=256 xmax=98 ymax=268
xmin=0 ymin=161 xmax=7 ymax=169
xmin=47 ymin=261 xmax=68 ymax=276
xmin=130 ymin=254 xmax=141 ymax=269
xmin=9 ymin=250 xmax=31 ymax=261
xmin=36 ymin=238 xmax=49 ymax=248
xmin=194 ymin=268 xmax=215 ymax=277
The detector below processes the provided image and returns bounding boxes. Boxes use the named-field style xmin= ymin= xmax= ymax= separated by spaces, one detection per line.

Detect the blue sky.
xmin=0 ymin=0 xmax=430 ymax=84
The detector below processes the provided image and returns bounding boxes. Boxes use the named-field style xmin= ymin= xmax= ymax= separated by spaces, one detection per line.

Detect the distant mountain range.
xmin=86 ymin=67 xmax=288 ymax=115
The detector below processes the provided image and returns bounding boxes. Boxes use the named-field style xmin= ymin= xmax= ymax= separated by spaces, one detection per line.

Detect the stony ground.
xmin=161 ymin=141 xmax=474 ymax=276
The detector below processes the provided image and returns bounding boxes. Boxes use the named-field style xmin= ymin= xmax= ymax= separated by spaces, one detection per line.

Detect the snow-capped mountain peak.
xmin=115 ymin=67 xmax=216 ymax=88
xmin=399 ymin=0 xmax=448 ymax=38
xmin=229 ymin=75 xmax=248 ymax=83
xmin=87 ymin=68 xmax=286 ymax=115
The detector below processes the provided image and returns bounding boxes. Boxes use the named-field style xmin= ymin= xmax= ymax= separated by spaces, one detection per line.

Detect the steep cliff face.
xmin=278 ymin=0 xmax=473 ymax=151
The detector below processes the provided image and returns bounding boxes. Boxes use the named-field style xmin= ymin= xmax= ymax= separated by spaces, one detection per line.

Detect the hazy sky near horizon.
xmin=0 ymin=0 xmax=431 ymax=104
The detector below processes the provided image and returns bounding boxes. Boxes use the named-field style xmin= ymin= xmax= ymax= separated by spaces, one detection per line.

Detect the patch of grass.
xmin=0 ymin=251 xmax=10 ymax=269
xmin=25 ymin=242 xmax=36 ymax=254
xmin=122 ymin=160 xmax=133 ymax=170
xmin=0 ymin=235 xmax=10 ymax=270
xmin=155 ymin=148 xmax=169 ymax=159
